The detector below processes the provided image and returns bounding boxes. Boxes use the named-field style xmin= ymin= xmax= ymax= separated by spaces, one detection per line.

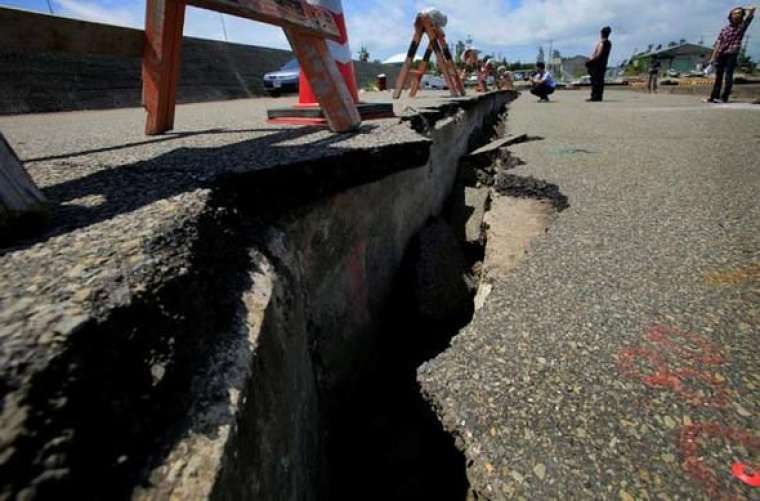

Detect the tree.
xmin=358 ymin=46 xmax=370 ymax=62
xmin=455 ymin=40 xmax=466 ymax=65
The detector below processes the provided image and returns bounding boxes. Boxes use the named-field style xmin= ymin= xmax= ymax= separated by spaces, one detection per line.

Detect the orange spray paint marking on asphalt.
xmin=680 ymin=423 xmax=760 ymax=498
xmin=732 ymin=463 xmax=760 ymax=488
xmin=616 ymin=325 xmax=730 ymax=407
xmin=645 ymin=325 xmax=725 ymax=366
xmin=617 ymin=350 xmax=729 ymax=407
xmin=705 ymin=262 xmax=760 ymax=286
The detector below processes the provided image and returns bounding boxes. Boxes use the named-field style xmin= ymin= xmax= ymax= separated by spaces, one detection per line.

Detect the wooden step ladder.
xmin=393 ymin=10 xmax=465 ymax=99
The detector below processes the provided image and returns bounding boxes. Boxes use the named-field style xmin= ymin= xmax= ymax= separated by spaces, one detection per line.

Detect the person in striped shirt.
xmin=706 ymin=5 xmax=756 ymax=103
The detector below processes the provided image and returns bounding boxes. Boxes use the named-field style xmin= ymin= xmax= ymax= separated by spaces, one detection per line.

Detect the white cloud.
xmin=344 ymin=1 xmax=412 ymax=61
xmin=54 ymin=0 xmax=141 ymax=27
xmin=183 ymin=7 xmax=290 ymax=49
xmin=40 ymin=0 xmax=760 ymax=63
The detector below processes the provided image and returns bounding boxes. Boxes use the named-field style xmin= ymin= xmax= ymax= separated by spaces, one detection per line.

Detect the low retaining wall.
xmin=0 ymin=7 xmax=401 ymax=114
xmin=0 ymin=91 xmax=517 ymax=499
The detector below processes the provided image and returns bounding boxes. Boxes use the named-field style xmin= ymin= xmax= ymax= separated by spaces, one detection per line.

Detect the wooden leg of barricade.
xmin=478 ymin=72 xmax=488 ymax=93
xmin=285 ymin=29 xmax=361 ymax=132
xmin=143 ymin=0 xmax=185 ymax=135
xmin=424 ymin=28 xmax=456 ymax=97
xmin=0 ymin=133 xmax=47 ymax=237
xmin=437 ymin=31 xmax=465 ymax=96
xmin=394 ymin=23 xmax=424 ymax=100
xmin=410 ymin=44 xmax=433 ymax=97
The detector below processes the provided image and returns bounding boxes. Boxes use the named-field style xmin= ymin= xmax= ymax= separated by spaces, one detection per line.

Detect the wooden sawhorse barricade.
xmin=1 ymin=133 xmax=47 ymax=242
xmin=393 ymin=10 xmax=465 ymax=99
xmin=143 ymin=0 xmax=360 ymax=134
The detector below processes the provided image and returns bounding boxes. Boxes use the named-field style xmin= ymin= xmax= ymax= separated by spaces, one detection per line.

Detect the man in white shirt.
xmin=530 ymin=62 xmax=556 ymax=102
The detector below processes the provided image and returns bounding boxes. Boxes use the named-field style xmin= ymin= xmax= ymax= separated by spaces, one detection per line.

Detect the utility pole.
xmin=548 ymin=39 xmax=554 ymax=74
xmin=219 ymin=13 xmax=229 ymax=42
xmin=45 ymin=0 xmax=54 ymax=14
xmin=742 ymin=34 xmax=752 ymax=71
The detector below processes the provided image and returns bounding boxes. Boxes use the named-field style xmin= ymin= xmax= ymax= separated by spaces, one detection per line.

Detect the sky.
xmin=2 ymin=0 xmax=759 ymax=65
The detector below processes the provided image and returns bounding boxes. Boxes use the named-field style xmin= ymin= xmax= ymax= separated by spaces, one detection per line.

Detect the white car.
xmin=420 ymin=74 xmax=448 ymax=90
xmin=571 ymin=75 xmax=592 ymax=86
xmin=465 ymin=74 xmax=496 ymax=87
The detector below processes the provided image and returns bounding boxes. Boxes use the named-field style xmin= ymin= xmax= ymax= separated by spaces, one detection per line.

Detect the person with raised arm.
xmin=706 ymin=5 xmax=756 ymax=103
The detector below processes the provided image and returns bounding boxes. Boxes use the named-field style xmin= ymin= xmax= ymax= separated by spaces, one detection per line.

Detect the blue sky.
xmin=2 ymin=0 xmax=758 ymax=65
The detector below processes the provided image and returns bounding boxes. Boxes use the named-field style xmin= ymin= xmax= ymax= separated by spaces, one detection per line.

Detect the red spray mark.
xmin=680 ymin=423 xmax=760 ymax=498
xmin=645 ymin=325 xmax=725 ymax=366
xmin=732 ymin=463 xmax=760 ymax=488
xmin=616 ymin=325 xmax=730 ymax=407
xmin=617 ymin=345 xmax=670 ymax=383
xmin=617 ymin=349 xmax=728 ymax=407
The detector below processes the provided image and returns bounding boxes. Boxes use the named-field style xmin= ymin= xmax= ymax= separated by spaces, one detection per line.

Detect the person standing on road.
xmin=648 ymin=58 xmax=661 ymax=93
xmin=586 ymin=26 xmax=612 ymax=102
xmin=706 ymin=5 xmax=756 ymax=103
xmin=530 ymin=62 xmax=556 ymax=102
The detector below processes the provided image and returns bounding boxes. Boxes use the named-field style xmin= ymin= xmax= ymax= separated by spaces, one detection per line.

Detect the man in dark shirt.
xmin=706 ymin=5 xmax=756 ymax=103
xmin=585 ymin=26 xmax=612 ymax=102
xmin=648 ymin=59 xmax=661 ymax=93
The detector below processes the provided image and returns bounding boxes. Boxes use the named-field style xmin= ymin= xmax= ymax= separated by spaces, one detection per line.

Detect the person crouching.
xmin=530 ymin=62 xmax=556 ymax=102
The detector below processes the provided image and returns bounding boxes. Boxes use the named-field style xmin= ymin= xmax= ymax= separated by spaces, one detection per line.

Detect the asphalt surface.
xmin=419 ymin=90 xmax=760 ymax=499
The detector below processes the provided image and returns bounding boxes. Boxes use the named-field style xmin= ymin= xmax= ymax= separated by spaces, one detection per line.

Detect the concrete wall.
xmin=0 ymin=7 xmax=401 ymax=114
xmin=133 ymin=92 xmax=515 ymax=500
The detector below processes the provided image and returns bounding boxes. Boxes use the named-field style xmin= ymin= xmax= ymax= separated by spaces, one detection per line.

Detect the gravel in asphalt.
xmin=419 ymin=90 xmax=760 ymax=500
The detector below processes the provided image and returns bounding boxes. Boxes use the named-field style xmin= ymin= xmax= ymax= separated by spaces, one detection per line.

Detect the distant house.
xmin=561 ymin=55 xmax=590 ymax=78
xmin=628 ymin=43 xmax=713 ymax=74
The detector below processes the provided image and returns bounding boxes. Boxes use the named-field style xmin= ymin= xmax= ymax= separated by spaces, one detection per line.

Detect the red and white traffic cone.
xmin=268 ymin=0 xmax=394 ymax=125
xmin=299 ymin=0 xmax=359 ymax=105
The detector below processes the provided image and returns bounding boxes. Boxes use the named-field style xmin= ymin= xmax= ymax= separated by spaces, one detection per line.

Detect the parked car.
xmin=420 ymin=74 xmax=448 ymax=90
xmin=571 ymin=75 xmax=592 ymax=86
xmin=464 ymin=74 xmax=496 ymax=87
xmin=263 ymin=59 xmax=300 ymax=96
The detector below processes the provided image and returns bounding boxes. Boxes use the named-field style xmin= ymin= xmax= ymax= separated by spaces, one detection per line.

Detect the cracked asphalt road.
xmin=419 ymin=90 xmax=760 ymax=500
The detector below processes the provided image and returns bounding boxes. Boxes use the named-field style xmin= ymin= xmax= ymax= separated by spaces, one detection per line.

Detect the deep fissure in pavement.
xmin=323 ymin=118 xmax=572 ymax=501
xmin=323 ymin=116 xmax=518 ymax=501
xmin=325 ymin=230 xmax=477 ymax=501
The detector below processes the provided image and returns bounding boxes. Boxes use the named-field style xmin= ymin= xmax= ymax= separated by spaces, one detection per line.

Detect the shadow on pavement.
xmin=3 ymin=124 xmax=394 ymax=254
